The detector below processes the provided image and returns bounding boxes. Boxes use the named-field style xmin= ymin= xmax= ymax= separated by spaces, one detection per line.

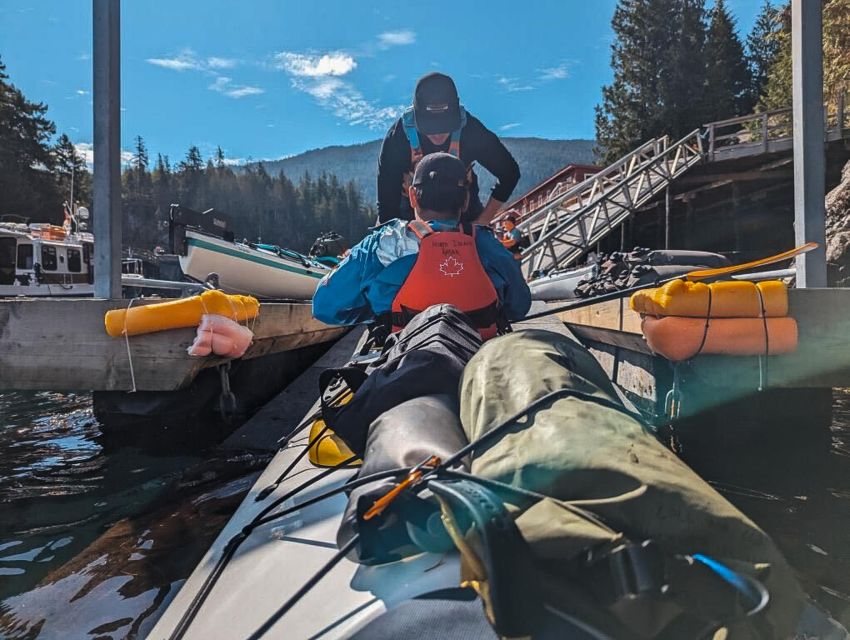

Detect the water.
xmin=0 ymin=392 xmax=265 ymax=639
xmin=0 ymin=389 xmax=849 ymax=637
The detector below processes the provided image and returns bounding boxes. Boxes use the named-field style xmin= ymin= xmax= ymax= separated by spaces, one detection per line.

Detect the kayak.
xmin=529 ymin=264 xmax=597 ymax=301
xmin=150 ymin=305 xmax=847 ymax=640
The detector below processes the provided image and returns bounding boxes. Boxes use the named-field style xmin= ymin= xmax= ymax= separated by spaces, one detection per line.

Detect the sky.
xmin=0 ymin=0 xmax=764 ymax=166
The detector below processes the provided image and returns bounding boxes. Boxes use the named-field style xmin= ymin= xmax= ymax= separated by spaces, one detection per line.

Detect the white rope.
xmin=122 ymin=297 xmax=138 ymax=393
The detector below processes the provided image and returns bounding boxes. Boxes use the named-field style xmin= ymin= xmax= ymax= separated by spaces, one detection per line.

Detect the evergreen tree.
xmin=0 ymin=56 xmax=62 ymax=221
xmin=746 ymin=0 xmax=781 ymax=108
xmin=703 ymin=0 xmax=752 ymax=121
xmin=759 ymin=1 xmax=850 ymax=111
xmin=595 ymin=0 xmax=709 ymax=163
xmin=52 ymin=133 xmax=91 ymax=211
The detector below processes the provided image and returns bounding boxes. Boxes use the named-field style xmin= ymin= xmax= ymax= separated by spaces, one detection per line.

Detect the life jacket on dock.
xmin=391 ymin=219 xmax=502 ymax=339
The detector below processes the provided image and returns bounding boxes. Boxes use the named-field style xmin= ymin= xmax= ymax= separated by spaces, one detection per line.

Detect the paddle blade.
xmin=686 ymin=242 xmax=818 ymax=281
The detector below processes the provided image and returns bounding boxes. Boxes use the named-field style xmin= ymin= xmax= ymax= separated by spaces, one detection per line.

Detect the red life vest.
xmin=391 ymin=220 xmax=502 ymax=339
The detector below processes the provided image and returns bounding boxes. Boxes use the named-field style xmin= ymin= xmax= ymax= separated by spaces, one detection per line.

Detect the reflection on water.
xmin=2 ymin=388 xmax=850 ymax=637
xmin=0 ymin=391 xmax=263 ymax=639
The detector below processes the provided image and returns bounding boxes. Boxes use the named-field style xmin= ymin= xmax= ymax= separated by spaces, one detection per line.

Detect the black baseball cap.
xmin=413 ymin=72 xmax=461 ymax=135
xmin=412 ymin=152 xmax=467 ymax=192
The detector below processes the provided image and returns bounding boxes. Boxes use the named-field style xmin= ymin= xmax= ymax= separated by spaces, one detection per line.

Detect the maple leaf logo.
xmin=439 ymin=256 xmax=464 ymax=277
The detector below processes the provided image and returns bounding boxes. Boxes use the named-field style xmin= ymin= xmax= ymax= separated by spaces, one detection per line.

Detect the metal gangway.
xmin=517 ymin=130 xmax=704 ymax=278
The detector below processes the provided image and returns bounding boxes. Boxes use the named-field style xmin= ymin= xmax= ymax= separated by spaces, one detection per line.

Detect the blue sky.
xmin=0 ymin=0 xmax=763 ymax=166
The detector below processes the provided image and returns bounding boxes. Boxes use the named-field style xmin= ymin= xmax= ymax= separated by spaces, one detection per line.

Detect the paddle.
xmin=521 ymin=242 xmax=818 ymax=322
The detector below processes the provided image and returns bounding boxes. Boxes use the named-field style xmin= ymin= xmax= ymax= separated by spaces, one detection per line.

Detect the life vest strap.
xmin=407 ymin=219 xmax=434 ymax=241
xmin=402 ymin=106 xmax=468 ymax=165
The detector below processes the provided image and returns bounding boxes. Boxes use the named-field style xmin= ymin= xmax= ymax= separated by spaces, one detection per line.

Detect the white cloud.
xmin=539 ymin=62 xmax=572 ymax=81
xmin=226 ymin=86 xmax=265 ymax=98
xmin=208 ymin=76 xmax=231 ymax=91
xmin=274 ymin=52 xmax=356 ymax=77
xmin=74 ymin=142 xmax=134 ymax=168
xmin=378 ymin=30 xmax=416 ymax=47
xmin=76 ymin=89 xmax=89 ymax=96
xmin=208 ymin=76 xmax=265 ymax=99
xmin=497 ymin=76 xmax=533 ymax=93
xmin=500 ymin=122 xmax=522 ymax=131
xmin=207 ymin=56 xmax=237 ymax=69
xmin=274 ymin=50 xmax=399 ymax=129
xmin=146 ymin=50 xmax=203 ymax=71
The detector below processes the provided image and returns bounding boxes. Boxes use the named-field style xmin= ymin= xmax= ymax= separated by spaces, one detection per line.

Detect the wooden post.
xmin=92 ymin=0 xmax=122 ymax=299
xmin=792 ymin=0 xmax=827 ymax=287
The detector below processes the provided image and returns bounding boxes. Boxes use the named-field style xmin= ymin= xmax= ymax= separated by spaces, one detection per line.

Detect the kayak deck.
xmin=149 ymin=305 xmax=621 ymax=639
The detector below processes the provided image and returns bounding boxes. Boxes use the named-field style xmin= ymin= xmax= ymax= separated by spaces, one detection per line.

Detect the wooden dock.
xmin=557 ymin=288 xmax=850 ymax=427
xmin=0 ymin=298 xmax=345 ymax=392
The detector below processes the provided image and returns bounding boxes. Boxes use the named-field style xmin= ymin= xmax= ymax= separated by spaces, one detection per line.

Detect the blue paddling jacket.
xmin=312 ymin=219 xmax=531 ymax=326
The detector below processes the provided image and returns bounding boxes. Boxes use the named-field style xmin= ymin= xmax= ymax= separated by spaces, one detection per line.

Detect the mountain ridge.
xmin=244 ymin=136 xmax=597 ymax=206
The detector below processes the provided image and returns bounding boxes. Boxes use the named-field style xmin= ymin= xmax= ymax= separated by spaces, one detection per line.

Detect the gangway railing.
xmin=704 ymin=92 xmax=848 ymax=162
xmin=518 ymin=129 xmax=703 ymax=277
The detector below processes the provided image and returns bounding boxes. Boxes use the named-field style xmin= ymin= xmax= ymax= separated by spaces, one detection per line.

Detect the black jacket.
xmin=376 ymin=111 xmax=520 ymax=223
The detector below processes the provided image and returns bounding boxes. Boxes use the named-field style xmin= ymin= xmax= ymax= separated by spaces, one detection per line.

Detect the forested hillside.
xmin=255 ymin=137 xmax=596 ymax=207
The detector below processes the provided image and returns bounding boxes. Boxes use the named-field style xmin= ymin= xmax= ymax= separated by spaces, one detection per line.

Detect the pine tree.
xmin=759 ymin=0 xmax=850 ymax=111
xmin=746 ymin=0 xmax=782 ymax=109
xmin=0 ymin=56 xmax=62 ymax=221
xmin=595 ymin=0 xmax=709 ymax=163
xmin=703 ymin=0 xmax=752 ymax=121
xmin=52 ymin=133 xmax=91 ymax=210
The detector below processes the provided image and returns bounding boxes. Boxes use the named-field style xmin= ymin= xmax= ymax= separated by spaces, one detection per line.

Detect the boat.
xmin=170 ymin=204 xmax=333 ymax=300
xmin=529 ymin=263 xmax=597 ymax=301
xmin=529 ymin=249 xmax=733 ymax=302
xmin=149 ymin=302 xmax=847 ymax=640
xmin=0 ymin=213 xmax=95 ymax=297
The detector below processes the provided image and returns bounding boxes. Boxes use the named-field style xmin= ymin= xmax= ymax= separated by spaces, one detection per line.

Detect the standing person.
xmin=376 ymin=72 xmax=520 ymax=226
xmin=314 ymin=153 xmax=530 ymax=338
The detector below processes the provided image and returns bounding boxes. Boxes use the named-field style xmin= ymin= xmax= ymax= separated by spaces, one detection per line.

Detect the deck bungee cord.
xmin=170 ymin=383 xmax=770 ymax=639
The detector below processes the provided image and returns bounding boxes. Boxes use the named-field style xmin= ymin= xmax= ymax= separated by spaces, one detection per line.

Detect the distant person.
xmin=495 ymin=212 xmax=529 ymax=260
xmin=314 ymin=153 xmax=530 ymax=338
xmin=376 ymin=72 xmax=520 ymax=226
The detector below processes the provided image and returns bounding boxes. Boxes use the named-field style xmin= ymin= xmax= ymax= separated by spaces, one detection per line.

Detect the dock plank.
xmin=0 ymin=299 xmax=345 ymax=392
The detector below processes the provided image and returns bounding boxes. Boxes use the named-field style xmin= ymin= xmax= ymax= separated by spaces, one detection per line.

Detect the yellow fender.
xmin=105 ymin=289 xmax=259 ymax=337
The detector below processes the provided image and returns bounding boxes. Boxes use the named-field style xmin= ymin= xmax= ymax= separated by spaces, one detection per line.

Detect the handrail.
xmin=518 ymin=129 xmax=702 ymax=276
xmin=704 ymin=92 xmax=848 ymax=159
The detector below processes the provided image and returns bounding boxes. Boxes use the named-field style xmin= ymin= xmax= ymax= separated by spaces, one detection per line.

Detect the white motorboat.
xmin=529 ymin=263 xmax=597 ymax=301
xmin=0 ymin=219 xmax=94 ymax=297
xmin=171 ymin=205 xmax=332 ymax=300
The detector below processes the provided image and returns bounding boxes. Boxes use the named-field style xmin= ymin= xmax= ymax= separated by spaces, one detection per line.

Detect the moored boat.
xmin=0 ymin=218 xmax=94 ymax=297
xmin=170 ymin=204 xmax=332 ymax=300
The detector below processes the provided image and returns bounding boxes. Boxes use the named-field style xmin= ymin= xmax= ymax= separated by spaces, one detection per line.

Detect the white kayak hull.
xmin=179 ymin=231 xmax=329 ymax=300
xmin=529 ymin=264 xmax=596 ymax=301
xmin=148 ymin=418 xmax=460 ymax=639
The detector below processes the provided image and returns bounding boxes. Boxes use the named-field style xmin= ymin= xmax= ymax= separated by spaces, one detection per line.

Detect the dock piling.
xmin=92 ymin=0 xmax=122 ymax=299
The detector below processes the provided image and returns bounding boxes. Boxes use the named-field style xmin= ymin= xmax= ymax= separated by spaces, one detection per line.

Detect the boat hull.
xmin=179 ymin=232 xmax=328 ymax=300
xmin=0 ymin=283 xmax=93 ymax=297
xmin=529 ymin=264 xmax=596 ymax=301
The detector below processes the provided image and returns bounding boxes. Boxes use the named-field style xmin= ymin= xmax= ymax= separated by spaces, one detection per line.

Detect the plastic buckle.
xmin=588 ymin=540 xmax=668 ymax=602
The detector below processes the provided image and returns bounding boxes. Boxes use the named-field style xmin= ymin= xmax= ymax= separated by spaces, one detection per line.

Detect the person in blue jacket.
xmin=312 ymin=153 xmax=531 ymax=334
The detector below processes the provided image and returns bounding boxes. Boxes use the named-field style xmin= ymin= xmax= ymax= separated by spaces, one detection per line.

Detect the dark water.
xmin=0 ymin=389 xmax=849 ymax=637
xmin=0 ymin=392 xmax=265 ymax=639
